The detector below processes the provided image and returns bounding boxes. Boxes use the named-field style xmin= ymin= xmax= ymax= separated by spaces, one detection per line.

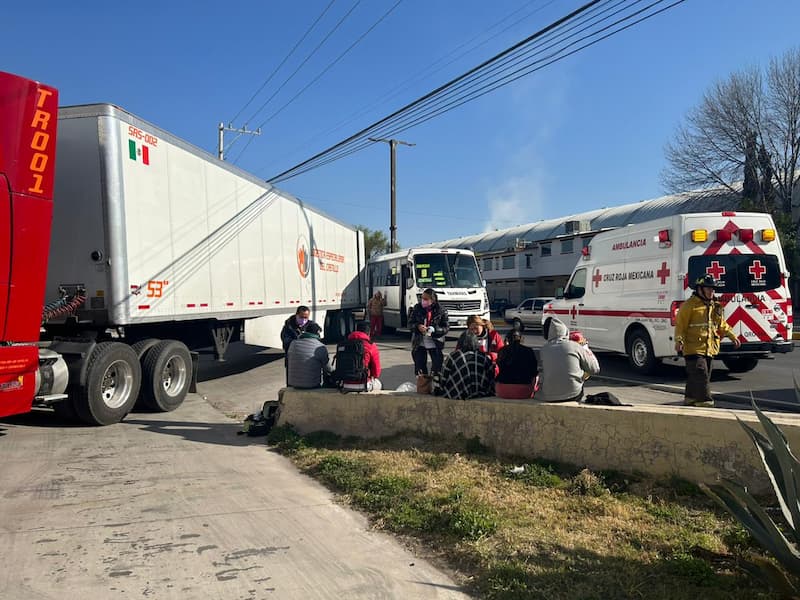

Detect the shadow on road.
xmin=197 ymin=342 xmax=284 ymax=383
xmin=123 ymin=417 xmax=266 ymax=447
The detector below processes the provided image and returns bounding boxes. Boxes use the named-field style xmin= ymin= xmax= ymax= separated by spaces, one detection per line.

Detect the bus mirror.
xmin=405 ymin=277 xmax=414 ymax=290
xmin=555 ymin=287 xmax=564 ymax=299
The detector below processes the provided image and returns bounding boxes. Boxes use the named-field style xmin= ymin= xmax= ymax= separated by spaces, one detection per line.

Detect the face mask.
xmin=296 ymin=316 xmax=309 ymax=327
xmin=421 ymin=299 xmax=431 ymax=308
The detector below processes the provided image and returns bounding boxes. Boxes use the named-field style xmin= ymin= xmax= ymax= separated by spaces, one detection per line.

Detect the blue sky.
xmin=4 ymin=0 xmax=799 ymax=247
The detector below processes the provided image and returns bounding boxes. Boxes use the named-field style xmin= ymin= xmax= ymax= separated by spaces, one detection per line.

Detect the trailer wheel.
xmin=721 ymin=356 xmax=759 ymax=373
xmin=626 ymin=328 xmax=658 ymax=374
xmin=346 ymin=311 xmax=356 ymax=335
xmin=74 ymin=342 xmax=141 ymax=426
xmin=141 ymin=340 xmax=192 ymax=412
xmin=131 ymin=338 xmax=161 ymax=360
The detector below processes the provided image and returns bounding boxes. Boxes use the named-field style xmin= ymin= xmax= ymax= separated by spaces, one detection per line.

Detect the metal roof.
xmin=425 ymin=187 xmax=741 ymax=254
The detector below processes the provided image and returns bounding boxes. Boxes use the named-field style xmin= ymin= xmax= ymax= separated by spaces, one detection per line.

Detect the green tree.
xmin=355 ymin=226 xmax=397 ymax=259
xmin=662 ymin=47 xmax=800 ymax=299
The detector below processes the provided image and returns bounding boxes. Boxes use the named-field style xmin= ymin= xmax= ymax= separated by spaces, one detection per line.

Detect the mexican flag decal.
xmin=128 ymin=139 xmax=150 ymax=165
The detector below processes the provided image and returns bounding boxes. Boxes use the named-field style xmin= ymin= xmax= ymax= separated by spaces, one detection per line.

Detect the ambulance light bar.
xmin=762 ymin=228 xmax=776 ymax=242
xmin=716 ymin=229 xmax=732 ymax=242
xmin=581 ymin=245 xmax=590 ymax=258
xmin=691 ymin=229 xmax=708 ymax=242
xmin=670 ymin=300 xmax=683 ymax=326
xmin=722 ymin=211 xmax=737 ymax=216
xmin=739 ymin=228 xmax=753 ymax=243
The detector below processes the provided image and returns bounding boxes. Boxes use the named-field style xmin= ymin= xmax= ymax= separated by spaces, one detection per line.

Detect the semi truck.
xmin=0 ymin=71 xmax=365 ymax=425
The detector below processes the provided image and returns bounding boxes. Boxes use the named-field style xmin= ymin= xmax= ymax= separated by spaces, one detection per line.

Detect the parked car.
xmin=490 ymin=298 xmax=514 ymax=314
xmin=504 ymin=297 xmax=555 ymax=330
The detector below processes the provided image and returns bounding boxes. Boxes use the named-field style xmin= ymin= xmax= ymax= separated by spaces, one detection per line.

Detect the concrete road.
xmin=0 ymin=392 xmax=469 ymax=599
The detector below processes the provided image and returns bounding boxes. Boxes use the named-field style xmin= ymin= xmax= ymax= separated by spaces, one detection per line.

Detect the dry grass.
xmin=267 ymin=426 xmax=782 ymax=599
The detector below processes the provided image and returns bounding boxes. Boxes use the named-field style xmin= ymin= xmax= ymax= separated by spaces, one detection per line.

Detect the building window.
xmin=541 ymin=244 xmax=551 ymax=257
xmin=561 ymin=239 xmax=573 ymax=254
xmin=525 ymin=254 xmax=532 ymax=268
xmin=495 ymin=257 xmax=501 ymax=270
xmin=502 ymin=255 xmax=515 ymax=269
xmin=482 ymin=257 xmax=492 ymax=271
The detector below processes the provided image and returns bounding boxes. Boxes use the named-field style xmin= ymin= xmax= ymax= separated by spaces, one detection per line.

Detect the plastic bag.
xmin=395 ymin=381 xmax=416 ymax=392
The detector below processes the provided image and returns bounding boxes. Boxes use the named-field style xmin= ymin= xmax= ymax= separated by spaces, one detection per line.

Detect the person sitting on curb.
xmin=459 ymin=315 xmax=504 ymax=366
xmin=280 ymin=305 xmax=321 ymax=385
xmin=438 ymin=331 xmax=495 ymax=400
xmin=537 ymin=317 xmax=599 ymax=402
xmin=286 ymin=323 xmax=332 ymax=389
xmin=341 ymin=321 xmax=383 ymax=392
xmin=495 ymin=329 xmax=538 ymax=399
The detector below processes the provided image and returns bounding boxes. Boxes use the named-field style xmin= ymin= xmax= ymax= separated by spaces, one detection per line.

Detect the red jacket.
xmin=347 ymin=331 xmax=381 ymax=379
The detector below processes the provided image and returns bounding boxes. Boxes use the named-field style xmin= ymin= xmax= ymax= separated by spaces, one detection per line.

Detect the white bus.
xmin=367 ymin=248 xmax=490 ymax=331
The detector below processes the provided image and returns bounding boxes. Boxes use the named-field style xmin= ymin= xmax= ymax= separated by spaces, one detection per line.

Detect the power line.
xmin=233 ymin=0 xmax=404 ymax=164
xmin=266 ymin=0 xmax=559 ymax=173
xmin=267 ymin=0 xmax=687 ymax=183
xmin=227 ymin=0 xmax=338 ymax=127
xmin=266 ymin=0 xmax=608 ymax=182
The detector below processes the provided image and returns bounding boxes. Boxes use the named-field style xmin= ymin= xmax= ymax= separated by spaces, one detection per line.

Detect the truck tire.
xmin=512 ymin=318 xmax=524 ymax=332
xmin=141 ymin=340 xmax=192 ymax=412
xmin=52 ymin=396 xmax=79 ymax=422
xmin=131 ymin=338 xmax=161 ymax=360
xmin=74 ymin=342 xmax=142 ymax=426
xmin=626 ymin=329 xmax=658 ymax=374
xmin=721 ymin=356 xmax=759 ymax=373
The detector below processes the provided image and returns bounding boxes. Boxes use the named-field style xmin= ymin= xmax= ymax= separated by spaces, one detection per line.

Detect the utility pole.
xmin=218 ymin=122 xmax=262 ymax=161
xmin=368 ymin=137 xmax=415 ymax=253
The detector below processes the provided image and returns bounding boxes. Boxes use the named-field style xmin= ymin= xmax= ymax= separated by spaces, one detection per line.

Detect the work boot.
xmin=682 ymin=397 xmax=714 ymax=408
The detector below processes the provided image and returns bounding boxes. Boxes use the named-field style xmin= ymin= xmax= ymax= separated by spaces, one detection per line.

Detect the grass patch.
xmin=268 ymin=431 xmax=784 ymax=599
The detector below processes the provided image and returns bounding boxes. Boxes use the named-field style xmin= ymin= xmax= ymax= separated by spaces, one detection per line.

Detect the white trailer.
xmin=42 ymin=103 xmax=364 ymax=423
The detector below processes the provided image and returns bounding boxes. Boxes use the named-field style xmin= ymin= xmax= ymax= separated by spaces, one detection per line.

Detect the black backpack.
xmin=331 ymin=339 xmax=368 ymax=391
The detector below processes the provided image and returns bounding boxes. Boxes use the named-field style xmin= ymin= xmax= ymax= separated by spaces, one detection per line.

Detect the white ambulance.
xmin=543 ymin=212 xmax=793 ymax=373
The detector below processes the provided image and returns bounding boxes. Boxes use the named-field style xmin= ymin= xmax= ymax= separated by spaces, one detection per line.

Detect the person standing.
xmin=286 ymin=323 xmax=332 ymax=389
xmin=367 ymin=291 xmax=387 ymax=338
xmin=280 ymin=305 xmax=320 ymax=384
xmin=537 ymin=317 xmax=599 ymax=402
xmin=408 ymin=288 xmax=449 ymax=376
xmin=495 ymin=330 xmax=538 ymax=399
xmin=439 ymin=331 xmax=495 ymax=400
xmin=674 ymin=274 xmax=741 ymax=407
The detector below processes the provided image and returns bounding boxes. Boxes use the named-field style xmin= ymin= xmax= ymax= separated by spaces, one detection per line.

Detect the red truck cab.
xmin=0 ymin=71 xmax=59 ymax=417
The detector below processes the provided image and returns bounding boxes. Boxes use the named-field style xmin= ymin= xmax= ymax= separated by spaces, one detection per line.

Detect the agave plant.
xmin=701 ymin=371 xmax=800 ymax=595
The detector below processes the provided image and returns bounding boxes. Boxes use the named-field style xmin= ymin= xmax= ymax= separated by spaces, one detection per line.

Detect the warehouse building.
xmin=427 ymin=188 xmax=743 ymax=306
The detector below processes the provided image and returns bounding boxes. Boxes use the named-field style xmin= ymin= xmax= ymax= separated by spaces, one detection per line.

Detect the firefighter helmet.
xmin=694 ymin=274 xmax=720 ymax=289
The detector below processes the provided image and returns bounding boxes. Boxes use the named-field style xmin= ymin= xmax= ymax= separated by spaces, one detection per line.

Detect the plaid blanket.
xmin=439 ymin=350 xmax=495 ymax=400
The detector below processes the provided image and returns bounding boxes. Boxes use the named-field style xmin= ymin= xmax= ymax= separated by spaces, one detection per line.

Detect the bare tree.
xmin=662 ymin=47 xmax=800 ymax=227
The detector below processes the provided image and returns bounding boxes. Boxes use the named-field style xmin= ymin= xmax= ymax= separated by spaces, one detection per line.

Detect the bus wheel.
xmin=721 ymin=356 xmax=759 ymax=373
xmin=626 ymin=329 xmax=658 ymax=374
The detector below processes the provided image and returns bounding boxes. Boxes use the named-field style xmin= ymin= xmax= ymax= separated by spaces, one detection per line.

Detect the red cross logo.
xmin=748 ymin=259 xmax=766 ymax=279
xmin=656 ymin=261 xmax=670 ymax=285
xmin=706 ymin=260 xmax=726 ymax=279
xmin=592 ymin=268 xmax=602 ymax=288
xmin=570 ymin=304 xmax=578 ymax=320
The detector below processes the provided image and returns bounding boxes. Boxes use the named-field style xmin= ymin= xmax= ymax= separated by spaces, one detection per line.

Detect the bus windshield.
xmin=413 ymin=253 xmax=482 ymax=288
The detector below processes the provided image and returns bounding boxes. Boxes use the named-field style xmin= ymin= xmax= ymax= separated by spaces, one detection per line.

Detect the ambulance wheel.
xmin=74 ymin=342 xmax=141 ymax=426
xmin=721 ymin=356 xmax=759 ymax=373
xmin=626 ymin=329 xmax=657 ymax=374
xmin=141 ymin=340 xmax=192 ymax=412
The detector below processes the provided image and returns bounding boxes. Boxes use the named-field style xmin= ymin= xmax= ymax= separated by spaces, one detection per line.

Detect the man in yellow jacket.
xmin=674 ymin=274 xmax=741 ymax=407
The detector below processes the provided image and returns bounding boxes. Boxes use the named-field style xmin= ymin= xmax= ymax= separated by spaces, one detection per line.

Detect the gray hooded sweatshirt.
xmin=537 ymin=317 xmax=600 ymax=402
